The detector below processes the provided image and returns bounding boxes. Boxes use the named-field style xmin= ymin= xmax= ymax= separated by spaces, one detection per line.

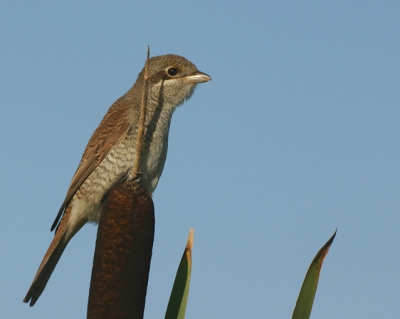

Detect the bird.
xmin=23 ymin=54 xmax=211 ymax=306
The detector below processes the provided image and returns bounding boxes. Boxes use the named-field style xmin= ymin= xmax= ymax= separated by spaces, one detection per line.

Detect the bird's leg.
xmin=127 ymin=171 xmax=142 ymax=183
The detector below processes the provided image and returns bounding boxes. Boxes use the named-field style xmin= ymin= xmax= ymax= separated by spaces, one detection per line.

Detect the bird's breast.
xmin=74 ymin=109 xmax=172 ymax=223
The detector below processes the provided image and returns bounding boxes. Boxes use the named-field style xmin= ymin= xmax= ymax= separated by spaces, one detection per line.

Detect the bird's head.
xmin=138 ymin=54 xmax=211 ymax=109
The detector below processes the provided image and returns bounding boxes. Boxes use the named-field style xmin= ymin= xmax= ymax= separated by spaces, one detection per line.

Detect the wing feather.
xmin=51 ymin=98 xmax=133 ymax=231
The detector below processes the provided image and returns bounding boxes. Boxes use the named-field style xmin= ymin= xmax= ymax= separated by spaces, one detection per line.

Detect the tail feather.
xmin=23 ymin=233 xmax=68 ymax=306
xmin=23 ymin=205 xmax=85 ymax=306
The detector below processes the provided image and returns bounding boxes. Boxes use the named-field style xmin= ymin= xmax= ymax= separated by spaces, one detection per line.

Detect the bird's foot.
xmin=127 ymin=172 xmax=142 ymax=183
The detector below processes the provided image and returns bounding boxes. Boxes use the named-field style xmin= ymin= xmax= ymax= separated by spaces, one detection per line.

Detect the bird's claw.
xmin=127 ymin=172 xmax=142 ymax=183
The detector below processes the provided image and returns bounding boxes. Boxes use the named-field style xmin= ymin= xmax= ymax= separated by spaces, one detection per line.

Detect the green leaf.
xmin=292 ymin=229 xmax=337 ymax=319
xmin=165 ymin=228 xmax=194 ymax=319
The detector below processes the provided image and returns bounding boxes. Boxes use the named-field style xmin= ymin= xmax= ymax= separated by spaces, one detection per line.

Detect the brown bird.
xmin=23 ymin=54 xmax=211 ymax=306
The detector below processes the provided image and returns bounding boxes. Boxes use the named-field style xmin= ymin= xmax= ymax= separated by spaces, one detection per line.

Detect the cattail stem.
xmin=131 ymin=46 xmax=151 ymax=179
xmin=87 ymin=48 xmax=155 ymax=318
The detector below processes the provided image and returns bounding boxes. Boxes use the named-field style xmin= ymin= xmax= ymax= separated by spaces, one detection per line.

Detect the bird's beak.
xmin=185 ymin=71 xmax=212 ymax=83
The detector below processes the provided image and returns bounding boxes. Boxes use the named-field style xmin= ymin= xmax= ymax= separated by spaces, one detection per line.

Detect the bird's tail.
xmin=23 ymin=205 xmax=84 ymax=306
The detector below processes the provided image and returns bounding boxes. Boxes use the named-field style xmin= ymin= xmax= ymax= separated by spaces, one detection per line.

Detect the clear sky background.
xmin=1 ymin=1 xmax=399 ymax=318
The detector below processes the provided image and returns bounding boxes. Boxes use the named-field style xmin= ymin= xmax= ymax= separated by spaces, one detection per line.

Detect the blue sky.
xmin=1 ymin=1 xmax=400 ymax=318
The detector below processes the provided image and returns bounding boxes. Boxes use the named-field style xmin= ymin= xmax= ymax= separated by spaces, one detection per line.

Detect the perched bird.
xmin=23 ymin=54 xmax=211 ymax=306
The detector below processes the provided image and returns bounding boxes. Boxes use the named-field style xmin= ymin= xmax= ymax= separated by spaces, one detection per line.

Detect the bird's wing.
xmin=51 ymin=99 xmax=133 ymax=231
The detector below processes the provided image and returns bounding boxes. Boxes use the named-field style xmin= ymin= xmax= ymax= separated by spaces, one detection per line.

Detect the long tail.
xmin=23 ymin=205 xmax=85 ymax=306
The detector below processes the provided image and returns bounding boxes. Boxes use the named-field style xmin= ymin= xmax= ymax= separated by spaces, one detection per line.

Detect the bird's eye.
xmin=167 ymin=67 xmax=178 ymax=77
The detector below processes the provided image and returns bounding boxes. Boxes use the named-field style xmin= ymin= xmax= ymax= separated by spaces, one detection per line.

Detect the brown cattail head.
xmin=87 ymin=181 xmax=155 ymax=319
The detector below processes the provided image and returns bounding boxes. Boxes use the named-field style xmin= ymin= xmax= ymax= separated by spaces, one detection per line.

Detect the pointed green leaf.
xmin=165 ymin=228 xmax=194 ymax=319
xmin=292 ymin=229 xmax=337 ymax=319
